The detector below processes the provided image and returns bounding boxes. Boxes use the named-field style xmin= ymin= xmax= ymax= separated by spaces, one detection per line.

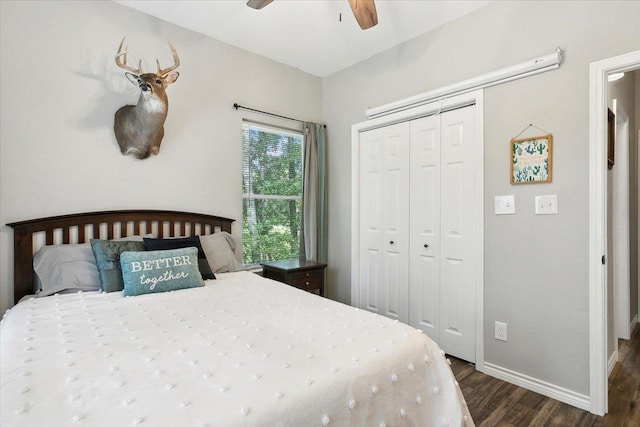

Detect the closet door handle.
xmin=424 ymin=244 xmax=429 ymax=248
xmin=389 ymin=241 xmax=395 ymax=245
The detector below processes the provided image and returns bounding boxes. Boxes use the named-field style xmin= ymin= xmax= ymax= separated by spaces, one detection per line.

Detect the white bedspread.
xmin=1 ymin=271 xmax=473 ymax=426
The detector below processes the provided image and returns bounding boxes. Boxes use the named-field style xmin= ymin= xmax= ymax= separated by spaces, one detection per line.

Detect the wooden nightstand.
xmin=261 ymin=259 xmax=327 ymax=296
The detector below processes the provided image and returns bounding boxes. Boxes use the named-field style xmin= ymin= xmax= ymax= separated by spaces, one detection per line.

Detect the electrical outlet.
xmin=495 ymin=321 xmax=508 ymax=342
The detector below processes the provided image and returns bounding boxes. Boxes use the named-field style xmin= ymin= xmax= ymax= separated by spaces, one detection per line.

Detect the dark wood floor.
xmin=450 ymin=325 xmax=640 ymax=426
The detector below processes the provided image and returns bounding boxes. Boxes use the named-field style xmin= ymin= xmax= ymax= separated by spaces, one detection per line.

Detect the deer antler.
xmin=115 ymin=37 xmax=142 ymax=74
xmin=156 ymin=41 xmax=180 ymax=77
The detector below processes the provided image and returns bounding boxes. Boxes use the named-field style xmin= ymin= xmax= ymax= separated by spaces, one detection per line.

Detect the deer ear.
xmin=125 ymin=72 xmax=139 ymax=86
xmin=164 ymin=71 xmax=179 ymax=85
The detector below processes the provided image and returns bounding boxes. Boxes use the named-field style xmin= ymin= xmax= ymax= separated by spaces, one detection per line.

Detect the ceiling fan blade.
xmin=246 ymin=0 xmax=273 ymax=10
xmin=348 ymin=0 xmax=378 ymax=30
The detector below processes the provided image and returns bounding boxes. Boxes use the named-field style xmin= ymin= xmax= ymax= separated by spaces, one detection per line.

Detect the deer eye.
xmin=155 ymin=79 xmax=162 ymax=84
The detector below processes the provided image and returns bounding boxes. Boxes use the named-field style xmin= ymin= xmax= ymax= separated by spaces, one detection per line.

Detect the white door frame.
xmin=351 ymin=89 xmax=485 ymax=370
xmin=588 ymin=49 xmax=640 ymax=416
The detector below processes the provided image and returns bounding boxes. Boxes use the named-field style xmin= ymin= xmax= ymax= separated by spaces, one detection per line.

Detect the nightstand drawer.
xmin=288 ymin=270 xmax=323 ymax=281
xmin=289 ymin=273 xmax=322 ymax=291
xmin=260 ymin=259 xmax=327 ymax=297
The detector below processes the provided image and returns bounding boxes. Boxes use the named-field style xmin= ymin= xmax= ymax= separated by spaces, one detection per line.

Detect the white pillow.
xmin=199 ymin=232 xmax=241 ymax=273
xmin=33 ymin=244 xmax=101 ymax=296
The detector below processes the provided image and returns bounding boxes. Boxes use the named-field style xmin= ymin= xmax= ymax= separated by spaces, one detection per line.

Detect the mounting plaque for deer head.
xmin=114 ymin=37 xmax=180 ymax=159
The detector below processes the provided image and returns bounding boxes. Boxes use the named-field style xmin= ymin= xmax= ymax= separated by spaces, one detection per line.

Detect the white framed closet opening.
xmin=351 ymin=90 xmax=484 ymax=367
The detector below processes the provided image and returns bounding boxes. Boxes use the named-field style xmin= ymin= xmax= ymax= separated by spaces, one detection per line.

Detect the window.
xmin=242 ymin=121 xmax=303 ymax=265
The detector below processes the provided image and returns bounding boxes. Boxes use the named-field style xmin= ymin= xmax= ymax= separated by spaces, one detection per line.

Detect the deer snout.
xmin=140 ymin=83 xmax=151 ymax=92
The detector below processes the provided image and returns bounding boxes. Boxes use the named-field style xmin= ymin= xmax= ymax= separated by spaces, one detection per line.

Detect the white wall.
xmin=607 ymin=73 xmax=638 ymax=363
xmin=0 ymin=0 xmax=322 ymax=313
xmin=322 ymin=0 xmax=640 ymax=398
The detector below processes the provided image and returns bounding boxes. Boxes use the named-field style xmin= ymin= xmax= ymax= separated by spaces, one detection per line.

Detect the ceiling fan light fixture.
xmin=246 ymin=0 xmax=378 ymax=31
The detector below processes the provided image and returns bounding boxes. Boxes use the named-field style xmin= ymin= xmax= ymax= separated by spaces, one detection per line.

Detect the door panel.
xmin=363 ymin=249 xmax=381 ymax=312
xmin=359 ymin=123 xmax=410 ymax=322
xmin=439 ymin=107 xmax=477 ymax=363
xmin=385 ymin=251 xmax=403 ymax=318
xmin=360 ymin=133 xmax=383 ymax=315
xmin=442 ymin=257 xmax=463 ymax=334
xmin=409 ymin=115 xmax=441 ymax=339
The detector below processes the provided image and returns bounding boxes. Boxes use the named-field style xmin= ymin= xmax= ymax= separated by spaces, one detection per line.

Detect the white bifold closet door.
xmin=359 ymin=122 xmax=410 ymax=323
xmin=358 ymin=105 xmax=477 ymax=363
xmin=408 ymin=107 xmax=477 ymax=363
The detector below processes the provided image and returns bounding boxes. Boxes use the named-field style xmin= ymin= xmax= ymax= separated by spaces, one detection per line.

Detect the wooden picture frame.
xmin=607 ymin=108 xmax=615 ymax=170
xmin=510 ymin=134 xmax=553 ymax=184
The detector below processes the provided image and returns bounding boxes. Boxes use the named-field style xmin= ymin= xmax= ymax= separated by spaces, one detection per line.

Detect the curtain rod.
xmin=233 ymin=103 xmax=326 ymax=128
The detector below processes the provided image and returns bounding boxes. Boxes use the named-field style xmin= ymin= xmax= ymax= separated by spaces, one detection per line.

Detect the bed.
xmin=2 ymin=210 xmax=473 ymax=426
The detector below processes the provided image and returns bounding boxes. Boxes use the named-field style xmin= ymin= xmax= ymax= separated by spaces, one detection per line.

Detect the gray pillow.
xmin=90 ymin=239 xmax=146 ymax=292
xmin=199 ymin=232 xmax=241 ymax=273
xmin=33 ymin=244 xmax=100 ymax=296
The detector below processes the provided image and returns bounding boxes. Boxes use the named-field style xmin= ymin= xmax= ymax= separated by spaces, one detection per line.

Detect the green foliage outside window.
xmin=242 ymin=123 xmax=303 ymax=265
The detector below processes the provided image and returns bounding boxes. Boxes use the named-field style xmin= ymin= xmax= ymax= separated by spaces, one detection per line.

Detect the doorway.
xmin=612 ymin=101 xmax=632 ymax=344
xmin=589 ymin=50 xmax=640 ymax=416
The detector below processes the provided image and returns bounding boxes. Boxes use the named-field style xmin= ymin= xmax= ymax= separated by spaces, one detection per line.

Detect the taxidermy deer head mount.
xmin=114 ymin=37 xmax=180 ymax=159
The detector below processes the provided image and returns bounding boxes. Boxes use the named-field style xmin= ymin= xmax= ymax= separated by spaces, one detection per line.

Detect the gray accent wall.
xmin=323 ymin=1 xmax=640 ymax=397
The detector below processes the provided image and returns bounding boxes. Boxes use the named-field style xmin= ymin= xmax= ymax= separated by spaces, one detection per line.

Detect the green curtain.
xmin=300 ymin=122 xmax=328 ymax=263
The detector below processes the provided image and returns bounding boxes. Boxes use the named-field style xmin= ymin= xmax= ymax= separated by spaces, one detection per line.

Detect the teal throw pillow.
xmin=120 ymin=247 xmax=205 ymax=296
xmin=90 ymin=239 xmax=146 ymax=293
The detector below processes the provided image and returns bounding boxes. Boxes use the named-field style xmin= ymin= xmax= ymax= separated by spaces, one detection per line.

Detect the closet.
xmin=354 ymin=105 xmax=479 ymax=363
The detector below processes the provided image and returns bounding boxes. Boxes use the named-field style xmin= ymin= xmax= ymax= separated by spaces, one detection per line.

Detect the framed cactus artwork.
xmin=510 ymin=134 xmax=553 ymax=184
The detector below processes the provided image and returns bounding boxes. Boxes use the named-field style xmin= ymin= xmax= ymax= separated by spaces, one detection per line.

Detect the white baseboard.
xmin=608 ymin=350 xmax=619 ymax=377
xmin=630 ymin=314 xmax=638 ymax=333
xmin=482 ymin=362 xmax=590 ymax=411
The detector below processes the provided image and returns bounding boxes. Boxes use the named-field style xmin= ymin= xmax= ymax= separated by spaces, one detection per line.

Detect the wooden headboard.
xmin=7 ymin=210 xmax=235 ymax=305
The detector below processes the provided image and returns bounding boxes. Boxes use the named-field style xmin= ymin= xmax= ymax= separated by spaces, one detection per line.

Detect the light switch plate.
xmin=494 ymin=195 xmax=515 ymax=215
xmin=535 ymin=195 xmax=558 ymax=215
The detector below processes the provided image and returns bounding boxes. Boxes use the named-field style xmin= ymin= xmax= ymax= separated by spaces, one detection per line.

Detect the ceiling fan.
xmin=246 ymin=0 xmax=378 ymax=30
